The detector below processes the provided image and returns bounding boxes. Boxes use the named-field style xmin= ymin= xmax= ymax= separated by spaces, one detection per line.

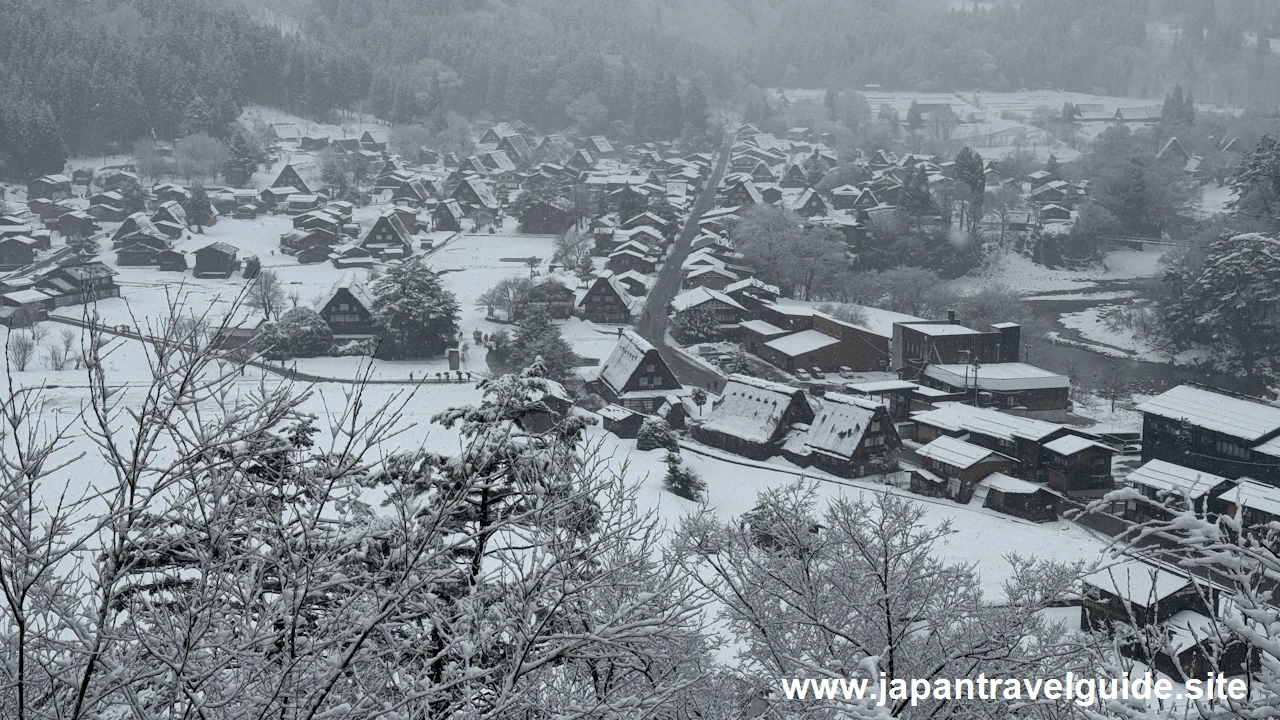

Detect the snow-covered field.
xmin=1057 ymin=306 xmax=1212 ymax=366
xmin=950 ymin=247 xmax=1166 ymax=296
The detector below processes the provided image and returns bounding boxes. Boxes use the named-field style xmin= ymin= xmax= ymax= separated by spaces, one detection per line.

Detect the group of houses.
xmin=710 ymin=123 xmax=1101 ymax=249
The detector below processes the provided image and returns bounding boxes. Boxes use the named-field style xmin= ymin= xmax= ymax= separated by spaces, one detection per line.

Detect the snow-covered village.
xmin=4 ymin=0 xmax=1280 ymax=717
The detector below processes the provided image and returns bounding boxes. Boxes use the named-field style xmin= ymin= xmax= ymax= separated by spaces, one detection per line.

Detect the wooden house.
xmin=72 ymin=168 xmax=94 ymax=186
xmin=599 ymin=404 xmax=645 ymax=439
xmin=607 ymin=247 xmax=657 ymax=275
xmin=153 ymin=183 xmax=188 ymax=204
xmin=910 ymin=404 xmax=1084 ymax=484
xmin=518 ymin=198 xmax=575 ymax=234
xmin=359 ymin=130 xmax=388 ymax=153
xmin=497 ymin=134 xmax=532 ymax=164
xmin=1080 ymin=561 xmax=1206 ymax=634
xmin=683 ymin=265 xmax=738 ymax=291
xmin=670 ymin=287 xmax=744 ymax=334
xmin=1213 ymin=479 xmax=1280 ymax=535
xmin=318 ymin=273 xmax=380 ymax=341
xmin=234 ymin=204 xmax=258 ymax=220
xmin=157 ymin=249 xmax=188 ymax=272
xmin=193 ymin=242 xmax=239 ymax=279
xmin=1041 ymin=434 xmax=1115 ymax=498
xmin=451 ymin=177 xmax=499 ymax=212
xmin=57 ymin=212 xmax=97 ymax=238
xmin=0 ymin=237 xmax=38 ymax=270
xmin=296 ymin=244 xmax=332 ymax=265
xmin=1123 ymin=460 xmax=1235 ymax=524
xmin=360 ymin=211 xmax=414 ymax=260
xmin=524 ymin=277 xmax=577 ymax=319
xmin=614 ymin=270 xmax=651 ymax=297
xmin=780 ymin=392 xmax=901 ymax=478
xmin=330 ymin=243 xmax=375 ymax=269
xmin=587 ymin=330 xmax=685 ymax=414
xmin=911 ymin=436 xmax=1016 ymax=503
xmin=28 ymin=175 xmax=73 ymax=201
xmin=976 ymin=473 xmax=1058 ymax=522
xmin=1137 ymin=384 xmax=1280 ymax=486
xmin=433 ymin=200 xmax=466 ymax=232
xmin=578 ymin=274 xmax=633 ymax=324
xmin=692 ymin=375 xmax=815 ymax=460
xmin=271 ymin=164 xmax=313 ymax=194
xmin=151 ymin=201 xmax=188 ymax=232
xmin=1040 ymin=204 xmax=1072 ymax=222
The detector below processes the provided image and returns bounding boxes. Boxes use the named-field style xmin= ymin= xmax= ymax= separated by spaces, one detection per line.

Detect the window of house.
xmin=1215 ymin=440 xmax=1249 ymax=459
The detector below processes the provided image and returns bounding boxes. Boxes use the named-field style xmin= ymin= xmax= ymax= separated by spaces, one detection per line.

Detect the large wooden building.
xmin=587 ymin=330 xmax=685 ymax=414
xmin=1137 ymin=384 xmax=1280 ymax=487
xmin=691 ymin=375 xmax=815 ymax=460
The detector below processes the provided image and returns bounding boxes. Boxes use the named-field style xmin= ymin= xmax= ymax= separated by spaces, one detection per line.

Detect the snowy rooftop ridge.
xmin=923 ymin=363 xmax=1068 ymax=392
xmin=911 ymin=403 xmax=1065 ymax=442
xmin=1081 ymin=560 xmax=1191 ymax=605
xmin=1219 ymin=479 xmax=1280 ymax=518
xmin=915 ymin=436 xmax=1007 ymax=469
xmin=1125 ymin=460 xmax=1232 ymax=501
xmin=979 ymin=472 xmax=1043 ymax=494
xmin=1136 ymin=384 xmax=1280 ymax=442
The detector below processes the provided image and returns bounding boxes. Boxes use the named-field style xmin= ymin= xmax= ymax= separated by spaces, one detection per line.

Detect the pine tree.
xmin=906 ymin=100 xmax=923 ymax=132
xmin=662 ymin=451 xmax=704 ymax=501
xmin=222 ymin=131 xmax=261 ymax=188
xmin=1183 ymin=89 xmax=1196 ymax=125
xmin=824 ymin=87 xmax=838 ymax=119
xmin=117 ymin=178 xmax=147 ymax=215
xmin=370 ymin=258 xmax=461 ymax=359
xmin=682 ymin=83 xmax=709 ymax=142
xmin=898 ymin=165 xmax=934 ymax=219
xmin=1045 ymin=154 xmax=1060 ymax=176
xmin=574 ymin=254 xmax=595 ymax=283
xmin=502 ymin=311 xmax=576 ymax=381
xmin=670 ymin=305 xmax=724 ymax=344
xmin=183 ymin=183 xmax=215 ymax=233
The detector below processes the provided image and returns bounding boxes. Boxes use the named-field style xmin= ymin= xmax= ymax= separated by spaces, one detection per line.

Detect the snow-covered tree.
xmin=370 ymin=257 xmax=460 ymax=359
xmin=500 ymin=310 xmax=576 ymax=381
xmin=276 ymin=306 xmax=333 ymax=357
xmin=183 ymin=183 xmax=215 ymax=233
xmin=246 ymin=269 xmax=287 ymax=321
xmin=637 ymin=416 xmax=677 ymax=452
xmin=663 ymin=451 xmax=704 ymax=501
xmin=675 ymin=484 xmax=1087 ymax=719
xmin=670 ymin=304 xmax=724 ymax=345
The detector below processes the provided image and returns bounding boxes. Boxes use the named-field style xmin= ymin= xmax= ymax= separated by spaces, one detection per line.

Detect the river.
xmin=1022 ymin=278 xmax=1269 ymax=397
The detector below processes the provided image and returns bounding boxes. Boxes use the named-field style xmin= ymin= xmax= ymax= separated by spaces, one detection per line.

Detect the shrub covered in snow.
xmin=636 ymin=416 xmax=677 ymax=451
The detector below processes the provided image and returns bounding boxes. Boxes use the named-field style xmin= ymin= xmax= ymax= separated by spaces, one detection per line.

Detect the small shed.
xmin=599 ymin=404 xmax=644 ymax=439
xmin=234 ymin=204 xmax=258 ymax=220
xmin=193 ymin=242 xmax=239 ymax=279
xmin=976 ymin=472 xmax=1058 ymax=522
xmin=157 ymin=250 xmax=188 ymax=272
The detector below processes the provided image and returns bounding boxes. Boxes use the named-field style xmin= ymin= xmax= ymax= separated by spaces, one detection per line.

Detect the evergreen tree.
xmin=277 ymin=307 xmax=334 ymax=358
xmin=370 ymin=258 xmax=461 ymax=359
xmin=898 ymin=165 xmax=935 ymax=219
xmin=1183 ymin=89 xmax=1196 ymax=125
xmin=222 ymin=131 xmax=261 ymax=188
xmin=660 ymin=71 xmax=682 ymax=140
xmin=906 ymin=100 xmax=923 ymax=132
xmin=501 ymin=311 xmax=576 ymax=381
xmin=1045 ymin=154 xmax=1060 ymax=176
xmin=637 ymin=418 xmax=678 ymax=452
xmin=662 ymin=452 xmax=704 ymax=501
xmin=1060 ymin=102 xmax=1075 ymax=121
xmin=682 ymin=83 xmax=709 ymax=141
xmin=117 ymin=178 xmax=147 ymax=215
xmin=183 ymin=183 xmax=215 ymax=233
xmin=574 ymin=254 xmax=595 ymax=283
xmin=824 ymin=87 xmax=838 ymax=119
xmin=670 ymin=305 xmax=724 ymax=344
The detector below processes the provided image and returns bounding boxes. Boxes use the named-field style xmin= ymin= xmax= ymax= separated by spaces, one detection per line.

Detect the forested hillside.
xmin=4 ymin=0 xmax=1280 ymax=180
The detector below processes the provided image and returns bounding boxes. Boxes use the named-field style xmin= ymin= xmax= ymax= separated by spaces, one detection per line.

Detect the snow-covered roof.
xmin=698 ymin=374 xmax=809 ymax=444
xmin=764 ymin=329 xmax=839 ymax=358
xmin=1125 ymin=460 xmax=1232 ymax=501
xmin=916 ymin=436 xmax=1007 ymax=469
xmin=321 ymin=272 xmax=375 ymax=312
xmin=979 ymin=472 xmax=1044 ymax=494
xmin=1136 ymin=385 xmax=1280 ymax=442
xmin=901 ymin=322 xmax=983 ymax=337
xmin=1165 ymin=611 xmax=1216 ymax=655
xmin=923 ymin=363 xmax=1069 ymax=392
xmin=724 ymin=277 xmax=780 ymax=297
xmin=1219 ymin=479 xmax=1280 ymax=518
xmin=1042 ymin=434 xmax=1112 ymax=456
xmin=1082 ymin=561 xmax=1190 ymax=604
xmin=740 ymin=319 xmax=788 ymax=337
xmin=671 ymin=287 xmax=745 ymax=314
xmin=847 ymin=380 xmax=918 ymax=393
xmin=598 ymin=330 xmax=656 ymax=395
xmin=911 ymin=403 xmax=1065 ymax=442
xmin=801 ymin=393 xmax=879 ymax=459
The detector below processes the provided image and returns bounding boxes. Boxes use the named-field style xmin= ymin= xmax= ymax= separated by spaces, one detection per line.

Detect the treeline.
xmin=0 ymin=0 xmax=373 ymax=177
xmin=298 ymin=0 xmax=733 ymax=136
xmin=733 ymin=0 xmax=1280 ymax=108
